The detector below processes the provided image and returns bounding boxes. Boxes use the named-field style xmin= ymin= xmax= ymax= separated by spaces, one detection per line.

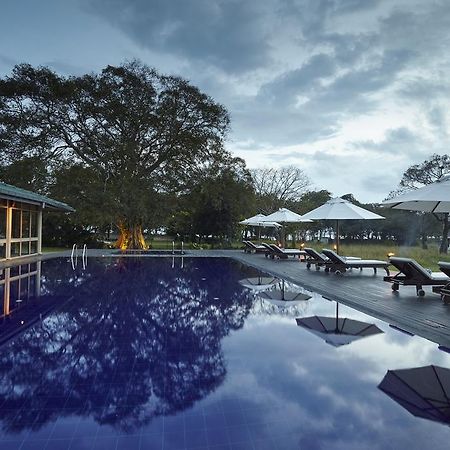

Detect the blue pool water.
xmin=1 ymin=256 xmax=450 ymax=449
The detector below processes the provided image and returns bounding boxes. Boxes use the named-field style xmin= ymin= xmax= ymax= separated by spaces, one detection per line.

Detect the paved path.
xmin=4 ymin=248 xmax=450 ymax=347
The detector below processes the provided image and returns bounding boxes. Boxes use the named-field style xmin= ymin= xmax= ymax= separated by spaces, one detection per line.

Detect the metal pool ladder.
xmin=71 ymin=244 xmax=88 ymax=270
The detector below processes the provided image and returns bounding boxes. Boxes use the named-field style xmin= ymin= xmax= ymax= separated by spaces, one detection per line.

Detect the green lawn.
xmin=42 ymin=246 xmax=68 ymax=253
xmin=296 ymin=241 xmax=450 ymax=271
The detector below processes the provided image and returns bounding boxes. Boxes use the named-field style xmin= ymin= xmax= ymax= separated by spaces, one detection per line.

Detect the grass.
xmin=293 ymin=241 xmax=450 ymax=271
xmin=42 ymin=246 xmax=68 ymax=253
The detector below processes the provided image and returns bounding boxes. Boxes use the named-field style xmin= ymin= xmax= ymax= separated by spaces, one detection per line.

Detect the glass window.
xmin=10 ymin=265 xmax=19 ymax=277
xmin=30 ymin=212 xmax=38 ymax=238
xmin=0 ymin=242 xmax=5 ymax=260
xmin=21 ymin=242 xmax=30 ymax=256
xmin=22 ymin=211 xmax=30 ymax=238
xmin=11 ymin=242 xmax=20 ymax=257
xmin=12 ymin=209 xmax=21 ymax=239
xmin=0 ymin=208 xmax=6 ymax=239
xmin=30 ymin=241 xmax=38 ymax=254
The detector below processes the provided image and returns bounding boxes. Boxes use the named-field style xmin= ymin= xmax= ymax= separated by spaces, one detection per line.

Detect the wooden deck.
xmin=224 ymin=250 xmax=450 ymax=348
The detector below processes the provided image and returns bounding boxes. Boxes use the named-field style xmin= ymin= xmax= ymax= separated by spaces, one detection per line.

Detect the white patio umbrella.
xmin=261 ymin=208 xmax=311 ymax=246
xmin=239 ymin=213 xmax=281 ymax=242
xmin=382 ymin=176 xmax=450 ymax=213
xmin=239 ymin=213 xmax=267 ymax=225
xmin=301 ymin=197 xmax=385 ymax=254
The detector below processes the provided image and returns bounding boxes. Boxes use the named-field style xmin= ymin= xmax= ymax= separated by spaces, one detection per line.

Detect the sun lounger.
xmin=242 ymin=240 xmax=267 ymax=254
xmin=383 ymin=257 xmax=449 ymax=296
xmin=322 ymin=249 xmax=390 ymax=276
xmin=265 ymin=243 xmax=306 ymax=260
xmin=303 ymin=248 xmax=361 ymax=271
xmin=432 ymin=262 xmax=450 ymax=302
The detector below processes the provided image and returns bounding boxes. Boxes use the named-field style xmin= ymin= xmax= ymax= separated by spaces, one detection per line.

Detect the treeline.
xmin=0 ymin=61 xmax=447 ymax=249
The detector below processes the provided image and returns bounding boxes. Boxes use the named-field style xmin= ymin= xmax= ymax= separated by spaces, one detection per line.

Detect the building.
xmin=0 ymin=182 xmax=74 ymax=260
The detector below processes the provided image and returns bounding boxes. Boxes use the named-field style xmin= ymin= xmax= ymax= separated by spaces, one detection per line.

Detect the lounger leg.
xmin=373 ymin=268 xmax=377 ymax=274
xmin=384 ymin=267 xmax=390 ymax=276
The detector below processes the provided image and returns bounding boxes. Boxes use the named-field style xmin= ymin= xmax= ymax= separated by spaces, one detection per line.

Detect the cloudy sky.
xmin=1 ymin=0 xmax=450 ymax=202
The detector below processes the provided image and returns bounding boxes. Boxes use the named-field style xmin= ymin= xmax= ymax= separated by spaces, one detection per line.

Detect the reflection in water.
xmin=257 ymin=279 xmax=312 ymax=306
xmin=379 ymin=365 xmax=450 ymax=426
xmin=296 ymin=301 xmax=384 ymax=347
xmin=0 ymin=257 xmax=252 ymax=434
xmin=1 ymin=262 xmax=40 ymax=318
xmin=238 ymin=275 xmax=280 ymax=291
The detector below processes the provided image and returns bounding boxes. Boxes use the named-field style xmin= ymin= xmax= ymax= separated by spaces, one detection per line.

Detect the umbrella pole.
xmin=335 ymin=302 xmax=339 ymax=332
xmin=336 ymin=219 xmax=340 ymax=254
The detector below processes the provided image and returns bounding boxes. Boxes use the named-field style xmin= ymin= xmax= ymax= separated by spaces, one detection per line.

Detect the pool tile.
xmin=91 ymin=435 xmax=118 ymax=449
xmin=116 ymin=434 xmax=140 ymax=449
xmin=184 ymin=428 xmax=208 ymax=448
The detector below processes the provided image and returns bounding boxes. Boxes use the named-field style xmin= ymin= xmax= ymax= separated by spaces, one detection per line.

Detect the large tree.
xmin=0 ymin=62 xmax=230 ymax=248
xmin=391 ymin=154 xmax=450 ymax=253
xmin=251 ymin=166 xmax=310 ymax=214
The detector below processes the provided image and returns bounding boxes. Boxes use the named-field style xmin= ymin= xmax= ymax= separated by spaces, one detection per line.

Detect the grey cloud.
xmin=353 ymin=127 xmax=419 ymax=153
xmin=82 ymin=0 xmax=275 ymax=72
xmin=258 ymin=53 xmax=337 ymax=107
xmin=233 ymin=47 xmax=415 ymax=147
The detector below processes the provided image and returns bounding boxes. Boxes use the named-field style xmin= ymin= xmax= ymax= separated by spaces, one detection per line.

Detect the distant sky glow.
xmin=1 ymin=0 xmax=450 ymax=202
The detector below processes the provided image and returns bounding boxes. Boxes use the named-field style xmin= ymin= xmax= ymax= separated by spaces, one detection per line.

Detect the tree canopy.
xmin=390 ymin=154 xmax=450 ymax=253
xmin=0 ymin=62 xmax=231 ymax=248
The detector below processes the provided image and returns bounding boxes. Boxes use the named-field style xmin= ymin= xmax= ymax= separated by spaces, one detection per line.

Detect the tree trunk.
xmin=439 ymin=213 xmax=449 ymax=254
xmin=115 ymin=222 xmax=148 ymax=250
xmin=420 ymin=214 xmax=428 ymax=249
xmin=421 ymin=233 xmax=428 ymax=250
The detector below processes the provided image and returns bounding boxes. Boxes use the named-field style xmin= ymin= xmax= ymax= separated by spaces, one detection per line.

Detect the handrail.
xmin=70 ymin=244 xmax=77 ymax=270
xmin=82 ymin=244 xmax=88 ymax=269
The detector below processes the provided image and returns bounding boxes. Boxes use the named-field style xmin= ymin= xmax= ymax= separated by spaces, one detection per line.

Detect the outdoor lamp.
xmin=387 ymin=252 xmax=395 ymax=258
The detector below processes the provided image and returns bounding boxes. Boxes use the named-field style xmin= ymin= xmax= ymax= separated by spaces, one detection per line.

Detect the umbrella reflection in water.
xmin=296 ymin=302 xmax=383 ymax=347
xmin=238 ymin=275 xmax=281 ymax=292
xmin=257 ymin=279 xmax=312 ymax=307
xmin=378 ymin=365 xmax=450 ymax=426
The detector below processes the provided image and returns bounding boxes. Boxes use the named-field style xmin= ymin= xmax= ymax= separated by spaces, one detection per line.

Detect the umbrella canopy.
xmin=296 ymin=302 xmax=383 ymax=347
xmin=261 ymin=208 xmax=311 ymax=246
xmin=301 ymin=197 xmax=385 ymax=253
xmin=263 ymin=208 xmax=311 ymax=223
xmin=381 ymin=176 xmax=450 ymax=213
xmin=238 ymin=276 xmax=280 ymax=291
xmin=378 ymin=365 xmax=450 ymax=426
xmin=239 ymin=213 xmax=281 ymax=228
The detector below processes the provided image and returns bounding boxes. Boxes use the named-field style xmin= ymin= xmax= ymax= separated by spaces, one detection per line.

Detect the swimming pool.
xmin=0 ymin=257 xmax=450 ymax=449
